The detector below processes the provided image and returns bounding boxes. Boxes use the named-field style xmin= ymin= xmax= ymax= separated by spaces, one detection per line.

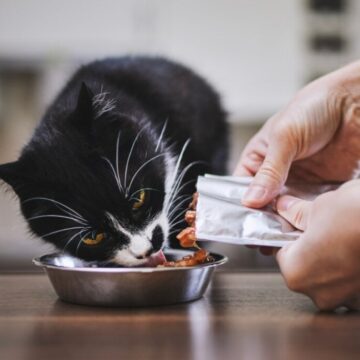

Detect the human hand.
xmin=275 ymin=180 xmax=360 ymax=310
xmin=234 ymin=61 xmax=360 ymax=208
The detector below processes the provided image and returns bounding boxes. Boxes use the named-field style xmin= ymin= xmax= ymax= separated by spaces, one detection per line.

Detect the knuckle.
xmin=258 ymin=160 xmax=283 ymax=184
xmin=283 ymin=267 xmax=305 ymax=293
xmin=272 ymin=122 xmax=289 ymax=139
xmin=312 ymin=293 xmax=335 ymax=311
xmin=327 ymin=86 xmax=348 ymax=119
xmin=272 ymin=122 xmax=298 ymax=151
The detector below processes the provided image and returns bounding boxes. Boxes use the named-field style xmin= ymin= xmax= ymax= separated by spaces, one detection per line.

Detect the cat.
xmin=0 ymin=56 xmax=228 ymax=266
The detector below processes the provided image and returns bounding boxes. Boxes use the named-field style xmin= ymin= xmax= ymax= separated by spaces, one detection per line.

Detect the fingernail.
xmin=243 ymin=185 xmax=267 ymax=203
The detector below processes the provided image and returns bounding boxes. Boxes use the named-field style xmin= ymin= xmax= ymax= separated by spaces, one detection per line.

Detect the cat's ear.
xmin=73 ymin=82 xmax=94 ymax=128
xmin=0 ymin=161 xmax=23 ymax=191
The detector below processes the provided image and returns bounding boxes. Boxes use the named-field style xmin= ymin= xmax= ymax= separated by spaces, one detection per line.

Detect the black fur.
xmin=0 ymin=56 xmax=228 ymax=265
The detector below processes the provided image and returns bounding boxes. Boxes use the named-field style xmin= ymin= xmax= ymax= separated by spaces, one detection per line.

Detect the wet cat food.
xmin=158 ymin=192 xmax=213 ymax=267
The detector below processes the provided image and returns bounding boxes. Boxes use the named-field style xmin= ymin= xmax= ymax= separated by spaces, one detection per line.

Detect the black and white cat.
xmin=0 ymin=57 xmax=227 ymax=266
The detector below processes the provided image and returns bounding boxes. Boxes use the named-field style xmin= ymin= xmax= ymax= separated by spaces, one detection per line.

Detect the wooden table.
xmin=1 ymin=272 xmax=359 ymax=360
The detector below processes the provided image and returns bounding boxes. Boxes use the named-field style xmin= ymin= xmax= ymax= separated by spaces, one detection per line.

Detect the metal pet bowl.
xmin=33 ymin=250 xmax=227 ymax=307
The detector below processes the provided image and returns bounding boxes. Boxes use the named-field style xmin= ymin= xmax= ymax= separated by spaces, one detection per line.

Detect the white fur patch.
xmin=108 ymin=211 xmax=170 ymax=266
xmin=163 ymin=152 xmax=176 ymax=213
xmin=112 ymin=249 xmax=148 ymax=267
xmin=93 ymin=91 xmax=116 ymax=118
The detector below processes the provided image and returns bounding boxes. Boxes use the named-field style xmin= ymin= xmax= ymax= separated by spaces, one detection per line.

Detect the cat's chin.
xmin=111 ymin=249 xmax=166 ymax=267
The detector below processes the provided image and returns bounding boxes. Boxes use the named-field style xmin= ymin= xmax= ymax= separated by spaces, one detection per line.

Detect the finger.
xmin=259 ymin=246 xmax=274 ymax=256
xmin=242 ymin=140 xmax=295 ymax=208
xmin=233 ymin=137 xmax=267 ymax=177
xmin=344 ymin=295 xmax=360 ymax=311
xmin=233 ymin=163 xmax=254 ymax=177
xmin=340 ymin=179 xmax=360 ymax=190
xmin=277 ymin=240 xmax=359 ymax=310
xmin=245 ymin=245 xmax=259 ymax=249
xmin=276 ymin=242 xmax=303 ymax=291
xmin=275 ymin=240 xmax=309 ymax=293
xmin=276 ymin=195 xmax=312 ymax=231
xmin=238 ymin=151 xmax=264 ymax=175
xmin=272 ymin=247 xmax=281 ymax=256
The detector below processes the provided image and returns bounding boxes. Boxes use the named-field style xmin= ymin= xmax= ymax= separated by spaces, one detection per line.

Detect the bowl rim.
xmin=32 ymin=251 xmax=228 ymax=273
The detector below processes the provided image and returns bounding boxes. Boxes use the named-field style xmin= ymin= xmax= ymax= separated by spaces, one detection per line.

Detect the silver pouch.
xmin=195 ymin=175 xmax=338 ymax=247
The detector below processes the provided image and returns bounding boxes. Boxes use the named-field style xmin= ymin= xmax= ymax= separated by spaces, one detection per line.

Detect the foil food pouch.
xmin=195 ymin=175 xmax=338 ymax=247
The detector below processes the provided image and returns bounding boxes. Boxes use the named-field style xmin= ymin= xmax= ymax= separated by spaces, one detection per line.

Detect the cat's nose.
xmin=135 ymin=248 xmax=153 ymax=259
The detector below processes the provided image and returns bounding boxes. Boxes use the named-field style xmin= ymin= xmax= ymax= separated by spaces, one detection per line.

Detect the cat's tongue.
xmin=146 ymin=250 xmax=166 ymax=267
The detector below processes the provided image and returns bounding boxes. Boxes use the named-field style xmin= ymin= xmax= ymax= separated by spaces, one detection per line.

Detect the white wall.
xmin=0 ymin=0 xmax=304 ymax=122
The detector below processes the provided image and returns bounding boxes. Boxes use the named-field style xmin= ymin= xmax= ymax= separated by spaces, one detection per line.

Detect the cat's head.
xmin=0 ymin=83 xmax=179 ymax=266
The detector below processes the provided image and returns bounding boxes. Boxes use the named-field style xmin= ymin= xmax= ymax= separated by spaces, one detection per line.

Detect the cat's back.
xmin=58 ymin=56 xmax=222 ymax=115
xmin=40 ymin=56 xmax=227 ymax=173
xmin=47 ymin=56 xmax=225 ymax=140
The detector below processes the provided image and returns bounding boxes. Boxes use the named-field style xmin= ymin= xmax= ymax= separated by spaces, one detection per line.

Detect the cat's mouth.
xmin=112 ymin=247 xmax=166 ymax=267
xmin=143 ymin=250 xmax=166 ymax=267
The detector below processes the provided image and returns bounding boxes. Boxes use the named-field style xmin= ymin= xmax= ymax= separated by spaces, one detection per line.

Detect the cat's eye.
xmin=83 ymin=232 xmax=105 ymax=246
xmin=132 ymin=190 xmax=146 ymax=210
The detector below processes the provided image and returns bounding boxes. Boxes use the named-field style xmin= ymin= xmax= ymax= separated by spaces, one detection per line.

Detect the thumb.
xmin=276 ymin=195 xmax=312 ymax=231
xmin=242 ymin=141 xmax=295 ymax=208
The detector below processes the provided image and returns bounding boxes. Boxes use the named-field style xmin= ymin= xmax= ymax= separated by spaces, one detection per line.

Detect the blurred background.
xmin=0 ymin=0 xmax=359 ymax=271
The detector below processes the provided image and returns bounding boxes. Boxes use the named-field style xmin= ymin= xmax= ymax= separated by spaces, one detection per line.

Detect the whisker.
xmin=126 ymin=153 xmax=166 ymax=197
xmin=124 ymin=125 xmax=148 ymax=190
xmin=164 ymin=139 xmax=191 ymax=212
xmin=23 ymin=197 xmax=86 ymax=221
xmin=168 ymin=193 xmax=192 ymax=207
xmin=166 ymin=161 xmax=204 ymax=213
xmin=168 ymin=179 xmax=196 ymax=198
xmin=115 ymin=130 xmax=123 ymax=190
xmin=168 ymin=227 xmax=183 ymax=236
xmin=169 ymin=209 xmax=187 ymax=226
xmin=28 ymin=214 xmax=88 ymax=226
xmin=76 ymin=230 xmax=92 ymax=257
xmin=168 ymin=196 xmax=193 ymax=219
xmin=169 ymin=218 xmax=186 ymax=229
xmin=62 ymin=228 xmax=88 ymax=253
xmin=128 ymin=187 xmax=161 ymax=200
xmin=40 ymin=226 xmax=91 ymax=239
xmin=155 ymin=119 xmax=168 ymax=152
xmin=170 ymin=161 xmax=205 ymax=201
xmin=75 ymin=238 xmax=83 ymax=257
xmin=170 ymin=139 xmax=191 ymax=188
xmin=101 ymin=156 xmax=123 ymax=193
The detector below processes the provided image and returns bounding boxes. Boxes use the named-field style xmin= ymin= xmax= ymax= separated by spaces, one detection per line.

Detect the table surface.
xmin=1 ymin=272 xmax=359 ymax=360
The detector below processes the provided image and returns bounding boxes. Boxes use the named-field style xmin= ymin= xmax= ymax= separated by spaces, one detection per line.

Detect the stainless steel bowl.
xmin=33 ymin=250 xmax=227 ymax=307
